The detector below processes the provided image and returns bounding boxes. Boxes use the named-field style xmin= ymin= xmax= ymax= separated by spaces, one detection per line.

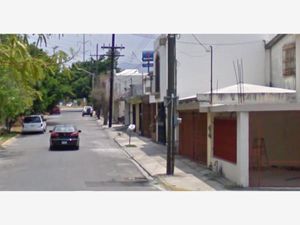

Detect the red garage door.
xmin=214 ymin=118 xmax=237 ymax=164
xmin=179 ymin=111 xmax=207 ymax=164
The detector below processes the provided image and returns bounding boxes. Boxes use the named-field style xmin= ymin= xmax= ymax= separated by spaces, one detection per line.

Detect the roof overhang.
xmin=265 ymin=34 xmax=287 ymax=49
xmin=199 ymin=103 xmax=300 ymax=113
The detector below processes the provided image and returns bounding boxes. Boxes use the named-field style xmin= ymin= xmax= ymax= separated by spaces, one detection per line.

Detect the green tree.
xmin=0 ymin=34 xmax=72 ymax=131
xmin=0 ymin=35 xmax=47 ymax=130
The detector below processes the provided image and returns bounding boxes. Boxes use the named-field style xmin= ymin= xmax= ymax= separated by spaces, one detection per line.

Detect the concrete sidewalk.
xmin=98 ymin=120 xmax=237 ymax=191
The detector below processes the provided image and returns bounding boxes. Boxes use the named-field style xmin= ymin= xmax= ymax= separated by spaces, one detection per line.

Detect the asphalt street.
xmin=0 ymin=110 xmax=160 ymax=191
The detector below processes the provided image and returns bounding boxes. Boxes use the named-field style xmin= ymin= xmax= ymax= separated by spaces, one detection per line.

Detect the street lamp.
xmin=192 ymin=34 xmax=213 ymax=105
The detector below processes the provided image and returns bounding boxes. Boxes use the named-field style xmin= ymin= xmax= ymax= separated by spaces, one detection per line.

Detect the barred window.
xmin=282 ymin=42 xmax=296 ymax=76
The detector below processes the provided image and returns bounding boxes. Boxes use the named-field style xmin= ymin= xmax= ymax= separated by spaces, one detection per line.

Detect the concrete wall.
xmin=267 ymin=34 xmax=296 ymax=90
xmin=210 ymin=112 xmax=249 ymax=187
xmin=150 ymin=35 xmax=168 ymax=103
xmin=176 ymin=34 xmax=267 ymax=98
xmin=114 ymin=75 xmax=143 ymax=99
xmin=151 ymin=34 xmax=268 ymax=101
xmin=198 ymin=92 xmax=296 ymax=105
xmin=124 ymin=102 xmax=130 ymax=125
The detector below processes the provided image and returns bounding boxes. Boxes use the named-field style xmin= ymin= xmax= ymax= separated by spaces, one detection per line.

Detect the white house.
xmin=114 ymin=69 xmax=144 ymax=124
xmin=147 ymin=34 xmax=300 ymax=188
xmin=149 ymin=34 xmax=270 ymax=144
xmin=265 ymin=34 xmax=300 ymax=101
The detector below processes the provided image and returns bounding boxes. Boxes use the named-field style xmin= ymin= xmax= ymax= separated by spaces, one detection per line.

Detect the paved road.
xmin=0 ymin=110 xmax=160 ymax=191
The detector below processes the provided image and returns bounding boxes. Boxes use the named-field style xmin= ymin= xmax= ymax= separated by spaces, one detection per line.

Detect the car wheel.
xmin=49 ymin=146 xmax=54 ymax=151
xmin=75 ymin=146 xmax=79 ymax=150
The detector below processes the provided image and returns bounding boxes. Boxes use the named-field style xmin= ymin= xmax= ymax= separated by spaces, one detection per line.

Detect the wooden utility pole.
xmin=166 ymin=34 xmax=177 ymax=175
xmin=82 ymin=34 xmax=90 ymax=62
xmin=101 ymin=34 xmax=125 ymax=128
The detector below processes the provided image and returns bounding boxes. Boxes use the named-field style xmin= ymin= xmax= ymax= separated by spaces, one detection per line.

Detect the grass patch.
xmin=125 ymin=144 xmax=137 ymax=148
xmin=0 ymin=132 xmax=18 ymax=145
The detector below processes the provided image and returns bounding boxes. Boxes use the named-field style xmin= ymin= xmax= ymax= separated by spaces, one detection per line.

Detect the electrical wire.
xmin=191 ymin=34 xmax=210 ymax=51
xmin=130 ymin=34 xmax=158 ymax=40
xmin=178 ymin=50 xmax=209 ymax=58
xmin=131 ymin=34 xmax=264 ymax=46
xmin=178 ymin=39 xmax=264 ymax=46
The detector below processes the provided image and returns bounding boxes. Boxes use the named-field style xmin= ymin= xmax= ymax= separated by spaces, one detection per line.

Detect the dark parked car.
xmin=50 ymin=106 xmax=61 ymax=115
xmin=49 ymin=124 xmax=81 ymax=150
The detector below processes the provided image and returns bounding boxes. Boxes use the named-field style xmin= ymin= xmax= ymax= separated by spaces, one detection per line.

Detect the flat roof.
xmin=202 ymin=83 xmax=295 ymax=94
xmin=116 ymin=69 xmax=143 ymax=76
xmin=199 ymin=103 xmax=300 ymax=113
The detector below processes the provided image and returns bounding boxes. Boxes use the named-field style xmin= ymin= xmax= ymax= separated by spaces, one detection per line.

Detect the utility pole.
xmin=80 ymin=34 xmax=90 ymax=62
xmin=166 ymin=34 xmax=177 ymax=175
xmin=210 ymin=45 xmax=213 ymax=104
xmin=90 ymin=43 xmax=102 ymax=76
xmin=101 ymin=34 xmax=125 ymax=128
xmin=91 ymin=44 xmax=101 ymax=61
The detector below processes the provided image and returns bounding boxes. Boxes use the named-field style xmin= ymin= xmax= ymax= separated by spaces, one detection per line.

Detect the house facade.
xmin=265 ymin=34 xmax=300 ymax=98
xmin=147 ymin=34 xmax=300 ymax=187
xmin=148 ymin=34 xmax=269 ymax=145
xmin=114 ymin=69 xmax=143 ymax=124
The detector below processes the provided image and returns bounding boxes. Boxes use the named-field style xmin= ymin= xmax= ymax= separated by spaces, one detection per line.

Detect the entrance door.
xmin=139 ymin=103 xmax=143 ymax=135
xmin=157 ymin=103 xmax=166 ymax=144
xmin=179 ymin=111 xmax=207 ymax=164
xmin=132 ymin=104 xmax=136 ymax=128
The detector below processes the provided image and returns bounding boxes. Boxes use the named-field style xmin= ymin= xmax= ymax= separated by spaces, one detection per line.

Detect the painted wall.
xmin=198 ymin=92 xmax=296 ymax=105
xmin=114 ymin=75 xmax=143 ymax=99
xmin=210 ymin=112 xmax=249 ymax=187
xmin=151 ymin=35 xmax=269 ymax=101
xmin=176 ymin=34 xmax=267 ymax=98
xmin=267 ymin=34 xmax=296 ymax=90
xmin=150 ymin=35 xmax=168 ymax=103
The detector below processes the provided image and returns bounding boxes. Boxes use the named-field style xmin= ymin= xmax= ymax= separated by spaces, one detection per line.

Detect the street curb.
xmin=112 ymin=136 xmax=193 ymax=191
xmin=112 ymin=136 xmax=154 ymax=181
xmin=95 ymin=118 xmax=209 ymax=191
xmin=157 ymin=176 xmax=190 ymax=191
xmin=0 ymin=134 xmax=20 ymax=148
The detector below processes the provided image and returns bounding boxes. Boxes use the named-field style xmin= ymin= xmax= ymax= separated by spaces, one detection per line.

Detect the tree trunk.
xmin=5 ymin=118 xmax=12 ymax=132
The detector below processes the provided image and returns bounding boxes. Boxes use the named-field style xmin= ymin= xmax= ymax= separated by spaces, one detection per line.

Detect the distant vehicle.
xmin=82 ymin=106 xmax=93 ymax=117
xmin=66 ymin=102 xmax=73 ymax=107
xmin=22 ymin=115 xmax=47 ymax=134
xmin=50 ymin=106 xmax=61 ymax=115
xmin=49 ymin=124 xmax=81 ymax=150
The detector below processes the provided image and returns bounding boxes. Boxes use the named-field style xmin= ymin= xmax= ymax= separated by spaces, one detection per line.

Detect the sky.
xmin=30 ymin=34 xmax=159 ymax=72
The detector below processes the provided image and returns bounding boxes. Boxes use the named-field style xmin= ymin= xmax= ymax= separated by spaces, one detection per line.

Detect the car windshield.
xmin=54 ymin=126 xmax=76 ymax=132
xmin=23 ymin=116 xmax=41 ymax=123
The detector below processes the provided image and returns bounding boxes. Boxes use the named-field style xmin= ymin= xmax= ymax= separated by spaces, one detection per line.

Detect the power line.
xmin=131 ymin=34 xmax=264 ymax=46
xmin=192 ymin=34 xmax=210 ymax=51
xmin=129 ymin=34 xmax=158 ymax=40
xmin=178 ymin=39 xmax=264 ymax=46
xmin=178 ymin=50 xmax=209 ymax=58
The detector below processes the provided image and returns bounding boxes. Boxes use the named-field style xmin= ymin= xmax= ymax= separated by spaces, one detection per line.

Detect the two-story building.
xmin=149 ymin=34 xmax=268 ymax=145
xmin=148 ymin=34 xmax=300 ymax=188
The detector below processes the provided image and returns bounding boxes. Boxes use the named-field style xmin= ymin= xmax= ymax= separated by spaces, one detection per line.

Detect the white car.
xmin=82 ymin=106 xmax=93 ymax=117
xmin=22 ymin=115 xmax=47 ymax=134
